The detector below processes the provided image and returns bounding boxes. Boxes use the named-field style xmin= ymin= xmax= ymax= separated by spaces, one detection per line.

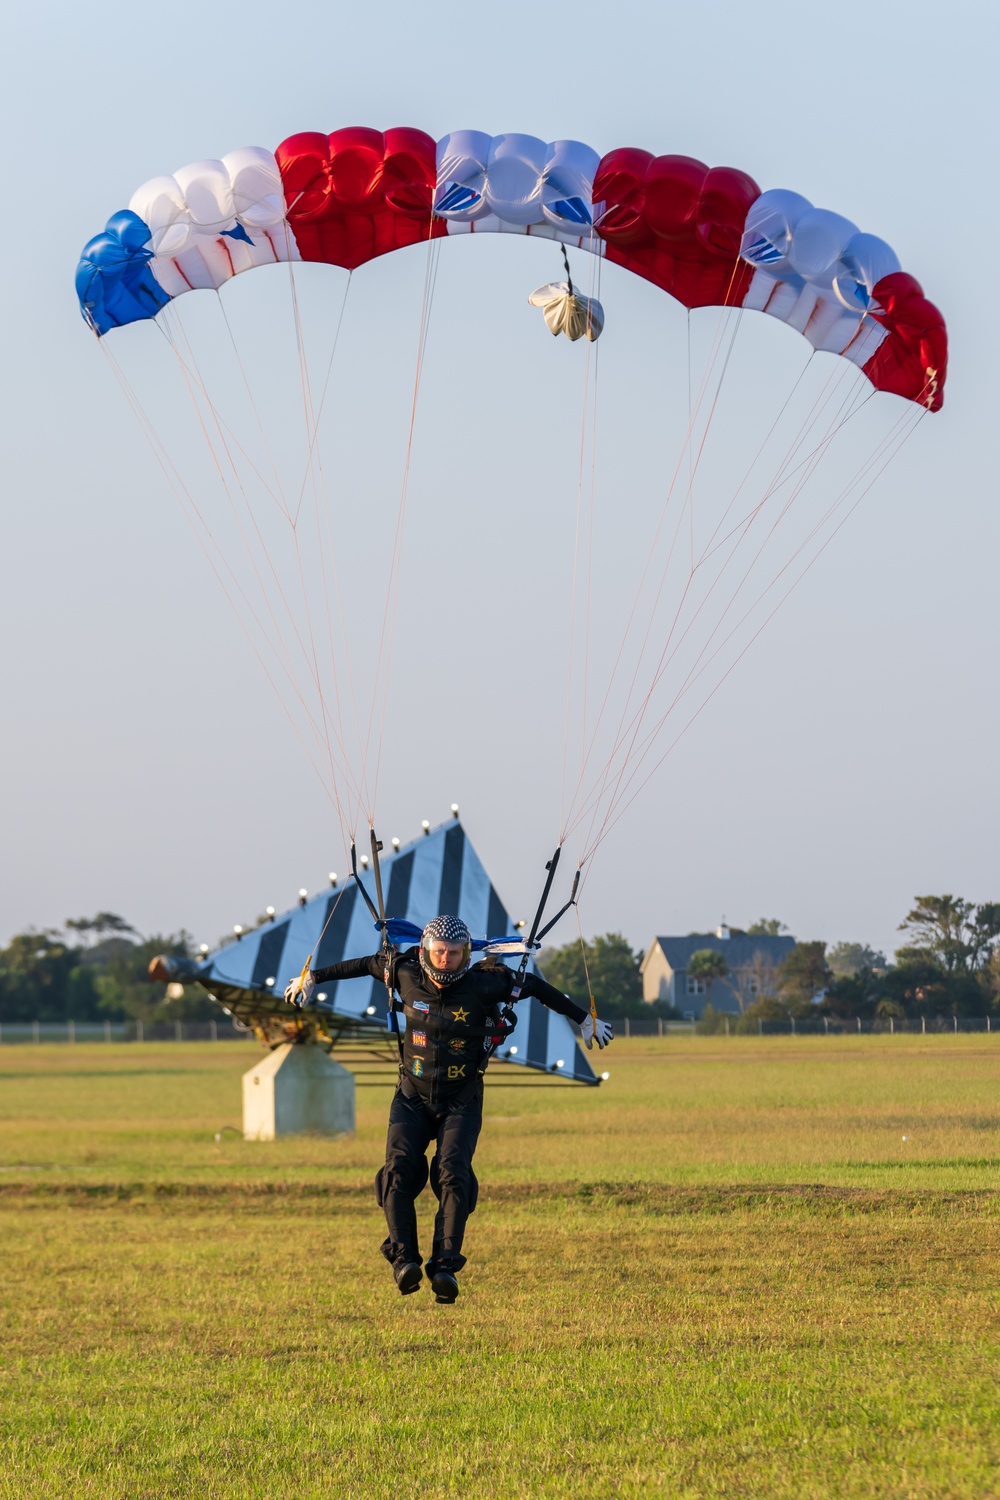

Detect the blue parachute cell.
xmin=75 ymin=210 xmax=169 ymax=335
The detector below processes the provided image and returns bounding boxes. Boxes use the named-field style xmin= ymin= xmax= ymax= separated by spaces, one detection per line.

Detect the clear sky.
xmin=2 ymin=0 xmax=996 ymax=963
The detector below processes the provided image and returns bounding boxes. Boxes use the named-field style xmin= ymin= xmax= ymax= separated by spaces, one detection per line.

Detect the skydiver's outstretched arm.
xmin=284 ymin=952 xmax=384 ymax=1004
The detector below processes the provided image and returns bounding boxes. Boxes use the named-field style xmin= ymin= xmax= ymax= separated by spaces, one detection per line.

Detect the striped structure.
xmin=202 ymin=817 xmax=597 ymax=1085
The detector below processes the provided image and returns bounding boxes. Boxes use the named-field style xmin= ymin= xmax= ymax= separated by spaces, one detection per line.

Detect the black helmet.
xmin=419 ymin=915 xmax=472 ymax=985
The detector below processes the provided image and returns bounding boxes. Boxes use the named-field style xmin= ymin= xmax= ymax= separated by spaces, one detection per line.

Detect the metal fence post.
xmin=724 ymin=1017 xmax=730 ymax=1037
xmin=136 ymin=1019 xmax=143 ymax=1043
xmin=758 ymin=1019 xmax=762 ymax=1036
xmin=953 ymin=1015 xmax=958 ymax=1034
xmin=658 ymin=1018 xmax=663 ymax=1038
xmin=32 ymin=1020 xmax=39 ymax=1044
xmin=624 ymin=1017 xmax=630 ymax=1039
xmin=823 ymin=1016 xmax=829 ymax=1035
xmin=791 ymin=1016 xmax=796 ymax=1035
xmin=889 ymin=1017 xmax=894 ymax=1035
xmin=210 ymin=1019 xmax=217 ymax=1041
xmin=68 ymin=1019 xmax=75 ymax=1044
xmin=988 ymin=1016 xmax=992 ymax=1034
xmin=104 ymin=1019 xmax=111 ymax=1042
xmin=922 ymin=1015 xmax=926 ymax=1034
xmin=857 ymin=1017 xmax=861 ymax=1035
xmin=175 ymin=1020 xmax=182 ymax=1043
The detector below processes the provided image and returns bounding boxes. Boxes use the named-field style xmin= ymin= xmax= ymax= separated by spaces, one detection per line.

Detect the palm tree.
xmin=688 ymin=949 xmax=730 ymax=1011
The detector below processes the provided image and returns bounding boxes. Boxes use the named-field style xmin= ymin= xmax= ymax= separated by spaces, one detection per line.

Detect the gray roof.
xmin=649 ymin=933 xmax=796 ymax=971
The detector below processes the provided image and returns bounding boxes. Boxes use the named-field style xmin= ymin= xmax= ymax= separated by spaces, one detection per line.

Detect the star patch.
xmin=411 ymin=1030 xmax=427 ymax=1048
xmin=450 ymin=1007 xmax=469 ymax=1023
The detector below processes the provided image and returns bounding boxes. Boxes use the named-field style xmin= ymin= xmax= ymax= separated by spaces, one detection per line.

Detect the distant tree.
xmin=538 ymin=933 xmax=642 ymax=1018
xmin=729 ymin=949 xmax=782 ymax=1015
xmin=777 ymin=942 xmax=832 ymax=1015
xmin=897 ymin=896 xmax=1000 ymax=979
xmin=732 ymin=997 xmax=792 ymax=1033
xmin=747 ymin=918 xmax=788 ymax=937
xmin=0 ymin=930 xmax=99 ymax=1023
xmin=64 ymin=913 xmax=140 ymax=946
xmin=827 ymin=941 xmax=887 ymax=977
xmin=688 ymin=949 xmax=729 ymax=1011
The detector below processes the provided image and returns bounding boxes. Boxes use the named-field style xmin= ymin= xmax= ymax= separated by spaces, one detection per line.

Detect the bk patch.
xmin=447 ymin=1064 xmax=466 ymax=1080
xmin=411 ymin=1058 xmax=424 ymax=1077
xmin=411 ymin=1030 xmax=427 ymax=1048
xmin=447 ymin=1037 xmax=466 ymax=1054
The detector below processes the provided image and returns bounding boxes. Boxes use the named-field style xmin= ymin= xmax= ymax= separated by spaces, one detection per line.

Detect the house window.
xmin=686 ymin=975 xmax=706 ymax=996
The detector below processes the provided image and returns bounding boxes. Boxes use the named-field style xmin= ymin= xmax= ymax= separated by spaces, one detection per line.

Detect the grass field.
xmin=0 ymin=1036 xmax=998 ymax=1498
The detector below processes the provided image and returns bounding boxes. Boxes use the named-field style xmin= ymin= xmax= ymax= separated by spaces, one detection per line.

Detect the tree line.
xmin=2 ymin=893 xmax=997 ymax=1026
xmin=538 ymin=896 xmax=1000 ymax=1024
xmin=0 ymin=915 xmax=211 ymax=1024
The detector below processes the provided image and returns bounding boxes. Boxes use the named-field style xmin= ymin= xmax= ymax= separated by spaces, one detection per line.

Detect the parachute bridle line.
xmin=570 ymin=367 xmax=872 ymax=854
xmin=97 ymin=340 xmax=351 ymax=833
xmin=367 ymin=229 xmax=444 ymax=825
xmin=157 ymin=301 xmax=360 ymax=828
xmin=573 ymin=395 xmax=925 ymax=872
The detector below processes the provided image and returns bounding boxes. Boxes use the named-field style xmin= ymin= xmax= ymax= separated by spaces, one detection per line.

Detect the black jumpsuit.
xmin=311 ymin=948 xmax=587 ymax=1274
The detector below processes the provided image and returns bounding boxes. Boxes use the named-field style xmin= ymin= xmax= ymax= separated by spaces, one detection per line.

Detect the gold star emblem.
xmin=450 ymin=1006 xmax=469 ymax=1023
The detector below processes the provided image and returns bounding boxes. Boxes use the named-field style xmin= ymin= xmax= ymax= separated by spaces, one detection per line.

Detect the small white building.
xmin=640 ymin=925 xmax=796 ymax=1017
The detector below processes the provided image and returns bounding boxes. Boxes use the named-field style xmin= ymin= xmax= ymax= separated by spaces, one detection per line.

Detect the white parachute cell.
xmin=131 ymin=148 xmax=297 ymax=296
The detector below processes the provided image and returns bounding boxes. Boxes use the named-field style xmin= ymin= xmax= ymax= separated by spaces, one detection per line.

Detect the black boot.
xmin=394 ymin=1261 xmax=423 ymax=1296
xmin=430 ymin=1269 xmax=459 ymax=1304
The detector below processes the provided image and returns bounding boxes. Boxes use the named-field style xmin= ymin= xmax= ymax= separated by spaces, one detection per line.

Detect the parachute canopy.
xmin=76 ymin=127 xmax=946 ymax=410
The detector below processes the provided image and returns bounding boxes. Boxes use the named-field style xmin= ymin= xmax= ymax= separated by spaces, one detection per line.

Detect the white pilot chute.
xmin=529 ymin=281 xmax=604 ymax=341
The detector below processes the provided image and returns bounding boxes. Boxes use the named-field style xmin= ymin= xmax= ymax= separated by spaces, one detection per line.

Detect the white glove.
xmin=580 ymin=1013 xmax=613 ymax=1050
xmin=283 ymin=971 xmax=315 ymax=1007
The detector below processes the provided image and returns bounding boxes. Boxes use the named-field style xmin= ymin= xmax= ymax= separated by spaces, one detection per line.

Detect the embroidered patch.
xmin=450 ymin=1006 xmax=469 ymax=1023
xmin=447 ymin=1064 xmax=466 ymax=1080
xmin=447 ymin=1037 xmax=466 ymax=1054
xmin=412 ymin=1000 xmax=430 ymax=1013
xmin=411 ymin=1058 xmax=424 ymax=1077
xmin=411 ymin=1030 xmax=427 ymax=1048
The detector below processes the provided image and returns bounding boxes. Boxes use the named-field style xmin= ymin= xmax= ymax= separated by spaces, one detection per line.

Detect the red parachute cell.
xmin=593 ymin=151 xmax=759 ymax=309
xmin=863 ymin=273 xmax=947 ymax=413
xmin=275 ymin=126 xmax=445 ymax=271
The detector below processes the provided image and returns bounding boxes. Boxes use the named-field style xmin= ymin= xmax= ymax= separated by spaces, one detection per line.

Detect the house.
xmin=640 ymin=924 xmax=796 ymax=1017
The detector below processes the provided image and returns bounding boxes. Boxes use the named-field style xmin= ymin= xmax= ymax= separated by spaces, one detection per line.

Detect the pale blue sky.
xmin=2 ymin=0 xmax=996 ymax=960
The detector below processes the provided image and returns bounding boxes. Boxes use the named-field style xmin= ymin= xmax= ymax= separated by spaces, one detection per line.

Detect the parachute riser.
xmin=514 ymin=848 xmax=581 ymax=986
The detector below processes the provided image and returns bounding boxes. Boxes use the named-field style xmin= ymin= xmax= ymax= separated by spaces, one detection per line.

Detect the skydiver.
xmin=285 ymin=914 xmax=613 ymax=1304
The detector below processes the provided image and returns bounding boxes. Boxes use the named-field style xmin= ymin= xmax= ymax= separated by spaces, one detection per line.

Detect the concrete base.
xmin=242 ymin=1043 xmax=356 ymax=1140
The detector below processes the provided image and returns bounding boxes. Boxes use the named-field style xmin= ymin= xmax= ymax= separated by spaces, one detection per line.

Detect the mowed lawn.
xmin=0 ymin=1037 xmax=998 ymax=1498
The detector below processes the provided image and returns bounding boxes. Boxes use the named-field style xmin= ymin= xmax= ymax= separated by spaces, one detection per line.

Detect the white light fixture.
xmin=509 ymin=1046 xmax=518 ymax=1056
xmin=265 ymin=977 xmax=275 ymax=987
xmin=317 ymin=992 xmax=327 ymax=1001
xmin=514 ymin=919 xmax=526 ymax=930
xmin=365 ymin=1005 xmax=377 ymax=1016
xmin=265 ymin=906 xmax=275 ymax=919
xmin=450 ymin=803 xmax=459 ymax=816
xmin=329 ymin=872 xmax=337 ymax=887
xmin=601 ymin=1071 xmax=610 ymax=1081
xmin=421 ymin=820 xmax=430 ymax=835
xmin=298 ymin=888 xmax=308 ymax=906
xmin=360 ymin=854 xmax=369 ymax=869
xmin=391 ymin=838 xmax=400 ymax=851
xmin=199 ymin=944 xmax=209 ymax=955
xmin=556 ymin=1059 xmax=565 ymax=1069
xmin=233 ymin=924 xmax=243 ymax=938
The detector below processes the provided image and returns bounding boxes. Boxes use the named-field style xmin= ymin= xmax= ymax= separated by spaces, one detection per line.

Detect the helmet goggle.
xmin=419 ymin=917 xmax=472 ymax=984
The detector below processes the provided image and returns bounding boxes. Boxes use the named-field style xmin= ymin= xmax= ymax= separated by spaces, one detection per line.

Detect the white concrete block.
xmin=242 ymin=1043 xmax=356 ymax=1140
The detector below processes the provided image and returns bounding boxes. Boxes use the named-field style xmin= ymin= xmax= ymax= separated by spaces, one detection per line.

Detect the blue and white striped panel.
xmin=204 ymin=819 xmax=597 ymax=1083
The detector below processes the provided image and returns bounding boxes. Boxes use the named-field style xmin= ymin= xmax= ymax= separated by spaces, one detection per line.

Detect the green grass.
xmin=0 ymin=1037 xmax=998 ymax=1497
